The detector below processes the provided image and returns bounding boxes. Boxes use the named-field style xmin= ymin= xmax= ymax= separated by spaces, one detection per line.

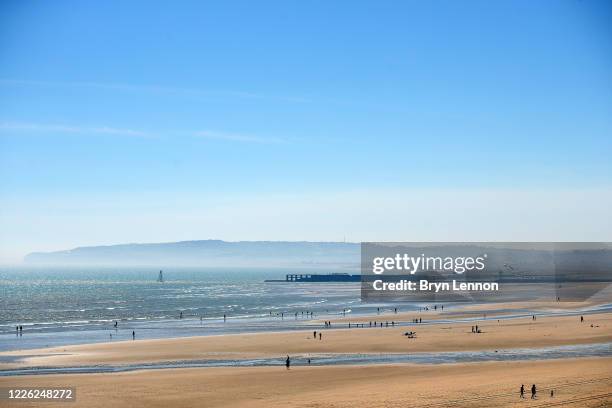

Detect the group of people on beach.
xmin=345 ymin=321 xmax=398 ymax=328
xmin=15 ymin=325 xmax=23 ymax=336
xmin=520 ymin=384 xmax=554 ymax=400
xmin=270 ymin=310 xmax=316 ymax=319
xmin=418 ymin=305 xmax=442 ymax=312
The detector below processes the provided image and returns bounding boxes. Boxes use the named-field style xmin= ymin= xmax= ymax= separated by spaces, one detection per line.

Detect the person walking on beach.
xmin=581 ymin=315 xmax=584 ymax=323
xmin=319 ymin=332 xmax=322 ymax=340
xmin=285 ymin=355 xmax=290 ymax=370
xmin=531 ymin=384 xmax=537 ymax=399
xmin=520 ymin=384 xmax=525 ymax=399
xmin=313 ymin=330 xmax=317 ymax=339
xmin=224 ymin=314 xmax=226 ymax=322
xmin=132 ymin=330 xmax=135 ymax=340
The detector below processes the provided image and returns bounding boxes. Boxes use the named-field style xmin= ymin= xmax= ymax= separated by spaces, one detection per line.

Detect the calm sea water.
xmin=0 ymin=266 xmax=410 ymax=351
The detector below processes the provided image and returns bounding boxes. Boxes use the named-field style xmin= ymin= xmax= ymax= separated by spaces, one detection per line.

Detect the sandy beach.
xmin=2 ymin=310 xmax=610 ymax=369
xmin=1 ymin=358 xmax=610 ymax=407
xmin=1 ymin=302 xmax=610 ymax=407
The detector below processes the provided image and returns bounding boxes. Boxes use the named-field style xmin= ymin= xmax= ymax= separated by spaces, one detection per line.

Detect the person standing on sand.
xmin=313 ymin=330 xmax=317 ymax=339
xmin=581 ymin=316 xmax=584 ymax=323
xmin=319 ymin=332 xmax=322 ymax=340
xmin=531 ymin=384 xmax=537 ymax=399
xmin=132 ymin=330 xmax=135 ymax=340
xmin=520 ymin=384 xmax=525 ymax=398
xmin=285 ymin=355 xmax=290 ymax=370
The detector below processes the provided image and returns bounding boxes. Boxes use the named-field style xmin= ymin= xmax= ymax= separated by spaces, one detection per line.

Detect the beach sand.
xmin=1 ymin=312 xmax=610 ymax=369
xmin=1 ymin=301 xmax=610 ymax=407
xmin=1 ymin=358 xmax=610 ymax=407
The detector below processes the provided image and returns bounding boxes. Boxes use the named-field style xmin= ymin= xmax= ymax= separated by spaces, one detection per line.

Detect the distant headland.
xmin=23 ymin=240 xmax=361 ymax=267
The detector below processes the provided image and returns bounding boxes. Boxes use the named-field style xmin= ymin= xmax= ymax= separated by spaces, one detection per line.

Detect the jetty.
xmin=265 ymin=273 xmax=360 ymax=283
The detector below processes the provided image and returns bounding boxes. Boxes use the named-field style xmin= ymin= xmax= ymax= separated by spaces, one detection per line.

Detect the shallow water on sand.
xmin=1 ymin=343 xmax=610 ymax=377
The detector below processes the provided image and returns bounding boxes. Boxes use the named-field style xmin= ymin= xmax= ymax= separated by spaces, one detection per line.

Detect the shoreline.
xmin=2 ymin=310 xmax=610 ymax=371
xmin=1 ymin=301 xmax=610 ymax=407
xmin=2 ymin=298 xmax=611 ymax=353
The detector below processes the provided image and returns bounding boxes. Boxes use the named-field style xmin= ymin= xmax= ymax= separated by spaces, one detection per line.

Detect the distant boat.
xmin=157 ymin=270 xmax=164 ymax=283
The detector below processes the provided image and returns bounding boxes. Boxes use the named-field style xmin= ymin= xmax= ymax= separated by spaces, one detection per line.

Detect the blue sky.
xmin=1 ymin=0 xmax=611 ymax=262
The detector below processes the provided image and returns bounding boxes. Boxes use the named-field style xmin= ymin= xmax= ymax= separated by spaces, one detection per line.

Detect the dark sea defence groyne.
xmin=265 ymin=273 xmax=361 ymax=282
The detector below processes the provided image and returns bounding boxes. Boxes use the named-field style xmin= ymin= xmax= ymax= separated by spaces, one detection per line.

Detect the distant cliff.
xmin=24 ymin=240 xmax=361 ymax=267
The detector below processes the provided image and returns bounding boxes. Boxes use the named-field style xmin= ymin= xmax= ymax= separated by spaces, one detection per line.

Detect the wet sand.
xmin=2 ymin=312 xmax=610 ymax=369
xmin=1 ymin=358 xmax=610 ymax=407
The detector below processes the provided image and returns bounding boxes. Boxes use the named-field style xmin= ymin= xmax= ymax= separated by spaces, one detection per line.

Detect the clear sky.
xmin=1 ymin=0 xmax=611 ymax=263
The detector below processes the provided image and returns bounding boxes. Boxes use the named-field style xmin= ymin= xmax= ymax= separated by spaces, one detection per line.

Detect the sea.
xmin=2 ymin=266 xmax=610 ymax=354
xmin=0 ymin=266 xmax=411 ymax=352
